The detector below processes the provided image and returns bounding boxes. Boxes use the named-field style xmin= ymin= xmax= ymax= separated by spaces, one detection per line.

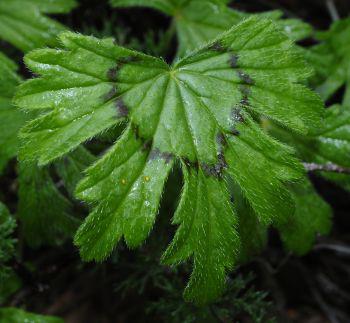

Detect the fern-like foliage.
xmin=110 ymin=0 xmax=313 ymax=56
xmin=0 ymin=0 xmax=77 ymax=52
xmin=15 ymin=17 xmax=323 ymax=303
xmin=0 ymin=202 xmax=16 ymax=284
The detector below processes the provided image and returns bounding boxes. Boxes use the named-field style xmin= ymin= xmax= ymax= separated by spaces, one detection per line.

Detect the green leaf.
xmin=0 ymin=202 xmax=16 ymax=284
xmin=16 ymin=18 xmax=323 ymax=303
xmin=55 ymin=146 xmax=96 ymax=196
xmin=0 ymin=308 xmax=63 ymax=323
xmin=268 ymin=105 xmax=350 ymax=191
xmin=110 ymin=0 xmax=313 ymax=56
xmin=161 ymin=166 xmax=239 ymax=304
xmin=18 ymin=162 xmax=79 ymax=247
xmin=75 ymin=125 xmax=174 ymax=259
xmin=230 ymin=182 xmax=268 ymax=263
xmin=310 ymin=18 xmax=350 ymax=105
xmin=0 ymin=52 xmax=27 ymax=173
xmin=278 ymin=178 xmax=332 ymax=255
xmin=0 ymin=0 xmax=77 ymax=52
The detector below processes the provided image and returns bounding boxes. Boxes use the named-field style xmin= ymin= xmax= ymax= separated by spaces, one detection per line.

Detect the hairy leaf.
xmin=16 ymin=18 xmax=323 ymax=302
xmin=0 ymin=307 xmax=63 ymax=323
xmin=278 ymin=178 xmax=332 ymax=255
xmin=0 ymin=0 xmax=77 ymax=52
xmin=0 ymin=52 xmax=26 ymax=173
xmin=111 ymin=0 xmax=312 ymax=56
xmin=310 ymin=18 xmax=350 ymax=105
xmin=269 ymin=105 xmax=350 ymax=191
xmin=161 ymin=166 xmax=239 ymax=303
xmin=231 ymin=183 xmax=268 ymax=263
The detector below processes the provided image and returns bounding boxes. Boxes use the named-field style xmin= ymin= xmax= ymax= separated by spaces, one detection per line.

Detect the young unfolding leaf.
xmin=18 ymin=162 xmax=79 ymax=247
xmin=269 ymin=105 xmax=350 ymax=191
xmin=0 ymin=52 xmax=27 ymax=173
xmin=16 ymin=18 xmax=323 ymax=303
xmin=0 ymin=202 xmax=16 ymax=283
xmin=309 ymin=18 xmax=350 ymax=105
xmin=110 ymin=0 xmax=312 ymax=56
xmin=278 ymin=178 xmax=332 ymax=255
xmin=0 ymin=0 xmax=77 ymax=52
xmin=0 ymin=307 xmax=63 ymax=323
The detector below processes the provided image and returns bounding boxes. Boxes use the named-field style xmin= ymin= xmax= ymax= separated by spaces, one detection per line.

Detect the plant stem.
xmin=326 ymin=0 xmax=340 ymax=21
xmin=303 ymin=162 xmax=350 ymax=174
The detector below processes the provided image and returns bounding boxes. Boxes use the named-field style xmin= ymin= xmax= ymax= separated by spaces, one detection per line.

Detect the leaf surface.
xmin=0 ymin=52 xmax=26 ymax=173
xmin=310 ymin=18 xmax=350 ymax=105
xmin=111 ymin=0 xmax=313 ymax=56
xmin=16 ymin=18 xmax=323 ymax=302
xmin=278 ymin=178 xmax=332 ymax=255
xmin=269 ymin=105 xmax=350 ymax=191
xmin=0 ymin=0 xmax=77 ymax=52
xmin=18 ymin=162 xmax=79 ymax=247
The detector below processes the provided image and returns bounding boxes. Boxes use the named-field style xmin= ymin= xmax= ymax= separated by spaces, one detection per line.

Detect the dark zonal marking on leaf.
xmin=216 ymin=133 xmax=227 ymax=151
xmin=107 ymin=67 xmax=118 ymax=82
xmin=230 ymin=107 xmax=245 ymax=136
xmin=231 ymin=107 xmax=245 ymax=124
xmin=230 ymin=128 xmax=240 ymax=136
xmin=142 ymin=140 xmax=153 ymax=152
xmin=131 ymin=123 xmax=145 ymax=141
xmin=239 ymin=85 xmax=251 ymax=107
xmin=148 ymin=148 xmax=174 ymax=164
xmin=229 ymin=54 xmax=239 ymax=68
xmin=107 ymin=56 xmax=139 ymax=82
xmin=208 ymin=41 xmax=227 ymax=52
xmin=201 ymin=153 xmax=227 ymax=179
xmin=102 ymin=87 xmax=117 ymax=101
xmin=115 ymin=99 xmax=129 ymax=117
xmin=117 ymin=56 xmax=140 ymax=64
xmin=182 ymin=157 xmax=199 ymax=170
xmin=237 ymin=70 xmax=255 ymax=85
xmin=240 ymin=84 xmax=251 ymax=97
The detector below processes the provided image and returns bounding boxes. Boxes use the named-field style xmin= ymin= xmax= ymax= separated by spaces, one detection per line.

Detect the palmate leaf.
xmin=0 ymin=0 xmax=77 ymax=52
xmin=110 ymin=0 xmax=312 ymax=57
xmin=269 ymin=105 xmax=350 ymax=191
xmin=0 ymin=52 xmax=27 ymax=173
xmin=309 ymin=18 xmax=350 ymax=105
xmin=15 ymin=18 xmax=323 ymax=303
